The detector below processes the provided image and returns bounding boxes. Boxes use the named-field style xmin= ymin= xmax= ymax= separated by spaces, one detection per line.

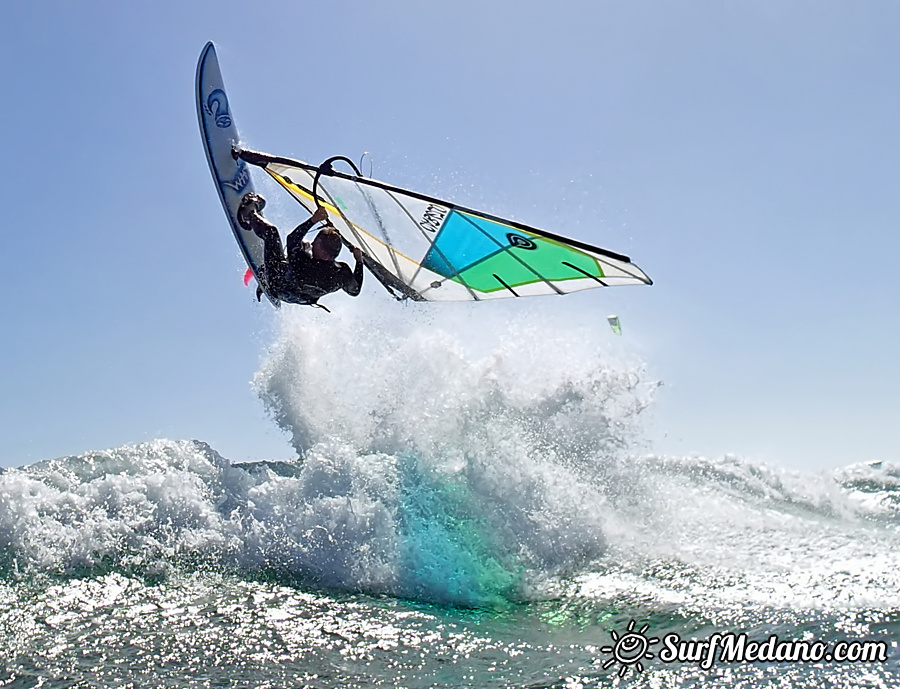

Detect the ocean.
xmin=1 ymin=305 xmax=897 ymax=687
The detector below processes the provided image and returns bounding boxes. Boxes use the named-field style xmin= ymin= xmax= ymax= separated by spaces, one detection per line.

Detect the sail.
xmin=238 ymin=150 xmax=652 ymax=302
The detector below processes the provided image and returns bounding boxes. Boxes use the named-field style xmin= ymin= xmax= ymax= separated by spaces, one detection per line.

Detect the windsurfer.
xmin=237 ymin=192 xmax=364 ymax=305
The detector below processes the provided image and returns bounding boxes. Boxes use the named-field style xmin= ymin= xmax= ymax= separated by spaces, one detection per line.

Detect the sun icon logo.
xmin=599 ymin=619 xmax=659 ymax=678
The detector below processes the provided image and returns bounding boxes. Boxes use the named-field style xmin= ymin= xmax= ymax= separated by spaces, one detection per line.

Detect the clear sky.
xmin=1 ymin=1 xmax=898 ymax=470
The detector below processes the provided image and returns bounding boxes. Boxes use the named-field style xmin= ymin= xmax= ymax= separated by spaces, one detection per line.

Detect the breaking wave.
xmin=2 ymin=302 xmax=898 ymax=612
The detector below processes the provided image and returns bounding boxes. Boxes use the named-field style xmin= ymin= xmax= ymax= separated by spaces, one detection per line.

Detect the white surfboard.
xmin=196 ymin=42 xmax=279 ymax=307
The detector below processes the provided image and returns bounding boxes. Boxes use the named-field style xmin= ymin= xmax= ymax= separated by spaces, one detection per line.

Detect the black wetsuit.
xmin=250 ymin=213 xmax=363 ymax=304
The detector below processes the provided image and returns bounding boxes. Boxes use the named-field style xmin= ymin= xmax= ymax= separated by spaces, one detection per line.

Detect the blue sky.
xmin=1 ymin=1 xmax=898 ymax=470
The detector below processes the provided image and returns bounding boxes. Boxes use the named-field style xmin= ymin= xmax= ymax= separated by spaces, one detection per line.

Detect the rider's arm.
xmin=289 ymin=207 xmax=329 ymax=241
xmin=342 ymin=247 xmax=364 ymax=297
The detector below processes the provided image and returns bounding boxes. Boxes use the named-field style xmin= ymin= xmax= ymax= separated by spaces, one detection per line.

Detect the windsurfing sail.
xmin=237 ymin=149 xmax=652 ymax=302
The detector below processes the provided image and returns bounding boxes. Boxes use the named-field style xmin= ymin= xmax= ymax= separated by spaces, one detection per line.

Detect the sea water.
xmin=1 ymin=302 xmax=897 ymax=687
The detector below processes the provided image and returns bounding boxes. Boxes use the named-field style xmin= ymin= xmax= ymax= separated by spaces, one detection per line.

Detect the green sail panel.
xmin=422 ymin=211 xmax=606 ymax=294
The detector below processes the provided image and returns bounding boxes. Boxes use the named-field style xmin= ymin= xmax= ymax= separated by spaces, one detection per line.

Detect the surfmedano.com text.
xmin=659 ymin=632 xmax=888 ymax=670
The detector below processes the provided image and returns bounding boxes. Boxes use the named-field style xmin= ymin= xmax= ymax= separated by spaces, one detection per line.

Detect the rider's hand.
xmin=312 ymin=207 xmax=329 ymax=224
xmin=351 ymin=246 xmax=363 ymax=262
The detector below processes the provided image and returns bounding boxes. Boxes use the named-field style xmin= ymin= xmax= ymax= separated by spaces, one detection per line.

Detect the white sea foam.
xmin=2 ymin=302 xmax=898 ymax=612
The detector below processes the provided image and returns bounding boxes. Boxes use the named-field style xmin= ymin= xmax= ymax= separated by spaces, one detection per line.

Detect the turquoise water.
xmin=2 ymin=307 xmax=897 ymax=687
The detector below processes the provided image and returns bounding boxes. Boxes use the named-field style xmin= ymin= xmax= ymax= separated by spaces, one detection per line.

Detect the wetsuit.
xmin=250 ymin=213 xmax=363 ymax=304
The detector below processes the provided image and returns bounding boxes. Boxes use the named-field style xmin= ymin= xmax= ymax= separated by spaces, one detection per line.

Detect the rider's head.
xmin=312 ymin=227 xmax=342 ymax=260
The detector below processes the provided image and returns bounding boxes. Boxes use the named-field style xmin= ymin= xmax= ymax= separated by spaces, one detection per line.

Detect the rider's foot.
xmin=237 ymin=192 xmax=266 ymax=231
